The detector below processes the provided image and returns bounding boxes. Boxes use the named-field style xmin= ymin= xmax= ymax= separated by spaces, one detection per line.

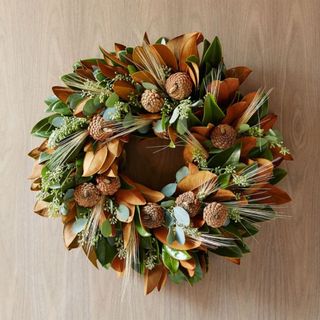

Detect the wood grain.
xmin=1 ymin=0 xmax=320 ymax=319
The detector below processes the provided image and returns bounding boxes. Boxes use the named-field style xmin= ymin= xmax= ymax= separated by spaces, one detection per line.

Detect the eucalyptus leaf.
xmin=83 ymin=98 xmax=100 ymax=116
xmin=175 ymin=226 xmax=186 ymax=245
xmin=166 ymin=226 xmax=176 ymax=244
xmin=175 ymin=166 xmax=189 ymax=183
xmin=161 ymin=183 xmax=177 ymax=197
xmin=116 ymin=204 xmax=130 ymax=222
xmin=67 ymin=93 xmax=84 ymax=110
xmin=173 ymin=207 xmax=190 ymax=226
xmin=142 ymin=82 xmax=158 ymax=90
xmin=72 ymin=218 xmax=88 ymax=234
xmin=105 ymin=92 xmax=119 ymax=108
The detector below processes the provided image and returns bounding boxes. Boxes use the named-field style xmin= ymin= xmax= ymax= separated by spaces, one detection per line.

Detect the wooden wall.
xmin=1 ymin=0 xmax=320 ymax=319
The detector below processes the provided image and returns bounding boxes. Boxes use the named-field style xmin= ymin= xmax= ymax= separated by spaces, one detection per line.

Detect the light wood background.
xmin=1 ymin=0 xmax=320 ymax=319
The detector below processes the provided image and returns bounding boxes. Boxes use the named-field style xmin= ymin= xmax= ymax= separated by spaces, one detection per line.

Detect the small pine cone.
xmin=88 ymin=115 xmax=113 ymax=141
xmin=211 ymin=124 xmax=237 ymax=149
xmin=96 ymin=175 xmax=121 ymax=196
xmin=176 ymin=191 xmax=201 ymax=217
xmin=140 ymin=203 xmax=164 ymax=229
xmin=203 ymin=202 xmax=228 ymax=228
xmin=74 ymin=183 xmax=101 ymax=208
xmin=165 ymin=72 xmax=193 ymax=100
xmin=141 ymin=90 xmax=164 ymax=113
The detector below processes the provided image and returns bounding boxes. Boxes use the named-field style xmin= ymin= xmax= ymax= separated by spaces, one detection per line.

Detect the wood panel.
xmin=1 ymin=0 xmax=319 ymax=319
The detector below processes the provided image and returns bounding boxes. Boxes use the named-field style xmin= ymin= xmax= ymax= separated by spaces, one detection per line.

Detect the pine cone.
xmin=88 ymin=115 xmax=113 ymax=141
xmin=96 ymin=175 xmax=121 ymax=196
xmin=140 ymin=203 xmax=164 ymax=229
xmin=176 ymin=191 xmax=201 ymax=217
xmin=203 ymin=202 xmax=228 ymax=228
xmin=74 ymin=183 xmax=101 ymax=208
xmin=211 ymin=124 xmax=237 ymax=149
xmin=165 ymin=72 xmax=193 ymax=100
xmin=141 ymin=90 xmax=164 ymax=113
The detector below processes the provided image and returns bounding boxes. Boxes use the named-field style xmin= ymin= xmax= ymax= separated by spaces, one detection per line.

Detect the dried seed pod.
xmin=175 ymin=191 xmax=201 ymax=217
xmin=140 ymin=203 xmax=164 ymax=229
xmin=165 ymin=72 xmax=193 ymax=100
xmin=203 ymin=202 xmax=228 ymax=228
xmin=74 ymin=183 xmax=101 ymax=208
xmin=96 ymin=175 xmax=121 ymax=196
xmin=141 ymin=90 xmax=164 ymax=113
xmin=88 ymin=115 xmax=113 ymax=141
xmin=211 ymin=124 xmax=237 ymax=149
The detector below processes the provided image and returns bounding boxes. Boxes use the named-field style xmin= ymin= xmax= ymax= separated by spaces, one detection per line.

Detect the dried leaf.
xmin=28 ymin=161 xmax=43 ymax=180
xmin=131 ymin=70 xmax=158 ymax=85
xmin=98 ymin=61 xmax=127 ymax=78
xmin=123 ymin=222 xmax=131 ymax=248
xmin=134 ymin=183 xmax=165 ymax=203
xmin=107 ymin=139 xmax=121 ymax=156
xmin=33 ymin=200 xmax=48 ymax=217
xmin=111 ymin=256 xmax=126 ymax=274
xmin=82 ymin=145 xmax=108 ymax=177
xmin=52 ymin=86 xmax=75 ymax=103
xmin=100 ymin=46 xmax=128 ymax=68
xmin=191 ymin=124 xmax=214 ymax=138
xmin=144 ymin=264 xmax=164 ymax=295
xmin=152 ymin=44 xmax=178 ymax=70
xmin=226 ymin=257 xmax=241 ymax=265
xmin=179 ymin=33 xmax=201 ymax=72
xmin=28 ymin=140 xmax=48 ymax=159
xmin=63 ymin=222 xmax=78 ymax=250
xmin=252 ymin=183 xmax=291 ymax=205
xmin=178 ymin=171 xmax=217 ymax=192
xmin=238 ymin=136 xmax=257 ymax=158
xmin=226 ymin=66 xmax=252 ymax=84
xmin=115 ymin=189 xmax=146 ymax=205
xmin=98 ymin=152 xmax=116 ymax=174
xmin=180 ymin=258 xmax=196 ymax=270
xmin=157 ymin=267 xmax=168 ymax=291
xmin=82 ymin=246 xmax=98 ymax=268
xmin=154 ymin=227 xmax=201 ymax=250
xmin=212 ymin=189 xmax=236 ymax=201
xmin=260 ymin=113 xmax=278 ymax=131
xmin=113 ymin=80 xmax=135 ymax=100
xmin=222 ymin=101 xmax=248 ymax=125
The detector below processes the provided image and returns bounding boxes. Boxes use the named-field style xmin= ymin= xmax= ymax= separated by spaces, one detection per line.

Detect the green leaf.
xmin=105 ymin=92 xmax=119 ymax=108
xmin=162 ymin=247 xmax=179 ymax=273
xmin=72 ymin=218 xmax=88 ymax=234
xmin=161 ymin=183 xmax=177 ymax=197
xmin=175 ymin=226 xmax=186 ymax=244
xmin=45 ymin=95 xmax=59 ymax=107
xmin=38 ymin=152 xmax=51 ymax=164
xmin=176 ymin=118 xmax=188 ymax=135
xmin=116 ymin=204 xmax=130 ymax=222
xmin=166 ymin=226 xmax=176 ymax=244
xmin=270 ymin=168 xmax=287 ymax=185
xmin=169 ymin=269 xmax=188 ymax=284
xmin=164 ymin=245 xmax=191 ymax=261
xmin=173 ymin=207 xmax=190 ymax=226
xmin=161 ymin=200 xmax=175 ymax=208
xmin=238 ymin=124 xmax=250 ymax=133
xmin=31 ymin=114 xmax=60 ymax=138
xmin=63 ymin=189 xmax=74 ymax=201
xmin=169 ymin=107 xmax=180 ymax=124
xmin=100 ymin=219 xmax=112 ymax=237
xmin=127 ymin=64 xmax=137 ymax=74
xmin=208 ymin=143 xmax=241 ymax=168
xmin=51 ymin=101 xmax=72 ymax=115
xmin=187 ymin=112 xmax=202 ymax=126
xmin=135 ymin=207 xmax=151 ymax=237
xmin=83 ymin=98 xmax=100 ymax=116
xmin=176 ymin=166 xmax=189 ymax=183
xmin=202 ymin=93 xmax=225 ymax=125
xmin=211 ymin=245 xmax=243 ymax=258
xmin=187 ymin=256 xmax=203 ymax=285
xmin=202 ymin=36 xmax=222 ymax=69
xmin=96 ymin=237 xmax=117 ymax=267
xmin=142 ymin=82 xmax=158 ymax=90
xmin=67 ymin=93 xmax=84 ymax=110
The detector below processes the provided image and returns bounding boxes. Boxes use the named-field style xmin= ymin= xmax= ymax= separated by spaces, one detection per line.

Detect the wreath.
xmin=29 ymin=32 xmax=292 ymax=294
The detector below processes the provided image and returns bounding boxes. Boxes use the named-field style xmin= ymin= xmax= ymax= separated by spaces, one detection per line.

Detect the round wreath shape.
xmin=29 ymin=32 xmax=292 ymax=294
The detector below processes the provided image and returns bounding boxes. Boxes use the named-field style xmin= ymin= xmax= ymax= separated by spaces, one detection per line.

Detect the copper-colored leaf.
xmin=152 ymin=44 xmax=178 ymax=70
xmin=98 ymin=61 xmax=127 ymax=78
xmin=28 ymin=161 xmax=43 ymax=180
xmin=212 ymin=189 xmax=236 ymax=201
xmin=226 ymin=257 xmax=241 ymax=265
xmin=98 ymin=152 xmax=116 ymax=174
xmin=28 ymin=140 xmax=48 ymax=159
xmin=207 ymin=78 xmax=239 ymax=104
xmin=271 ymin=146 xmax=293 ymax=161
xmin=107 ymin=139 xmax=121 ymax=156
xmin=238 ymin=136 xmax=257 ymax=158
xmin=82 ymin=246 xmax=98 ymax=268
xmin=111 ymin=256 xmax=125 ymax=274
xmin=82 ymin=145 xmax=108 ymax=177
xmin=63 ymin=222 xmax=78 ymax=250
xmin=134 ymin=183 xmax=165 ymax=203
xmin=123 ymin=222 xmax=132 ymax=248
xmin=180 ymin=258 xmax=196 ymax=270
xmin=115 ymin=189 xmax=146 ymax=205
xmin=100 ymin=46 xmax=128 ymax=68
xmin=222 ymin=101 xmax=248 ymax=125
xmin=154 ymin=227 xmax=201 ymax=250
xmin=113 ymin=80 xmax=135 ymax=100
xmin=260 ymin=113 xmax=278 ymax=131
xmin=178 ymin=171 xmax=217 ymax=192
xmin=131 ymin=70 xmax=158 ymax=85
xmin=114 ymin=42 xmax=126 ymax=53
xmin=252 ymin=184 xmax=291 ymax=205
xmin=191 ymin=124 xmax=214 ymax=138
xmin=52 ymin=86 xmax=75 ymax=103
xmin=144 ymin=264 xmax=164 ymax=295
xmin=188 ymin=163 xmax=199 ymax=175
xmin=157 ymin=267 xmax=168 ymax=292
xmin=76 ymin=68 xmax=95 ymax=81
xmin=33 ymin=200 xmax=49 ymax=217
xmin=226 ymin=66 xmax=252 ymax=84
xmin=179 ymin=33 xmax=201 ymax=72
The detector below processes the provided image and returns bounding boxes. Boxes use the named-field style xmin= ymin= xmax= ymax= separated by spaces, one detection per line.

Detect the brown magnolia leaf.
xmin=123 ymin=223 xmax=132 ymax=248
xmin=113 ymin=80 xmax=135 ymax=100
xmin=33 ymin=200 xmax=49 ymax=217
xmin=226 ymin=66 xmax=252 ymax=84
xmin=212 ymin=189 xmax=236 ymax=201
xmin=131 ymin=70 xmax=158 ymax=85
xmin=82 ymin=145 xmax=108 ymax=177
xmin=143 ymin=32 xmax=150 ymax=45
xmin=134 ymin=183 xmax=165 ymax=203
xmin=242 ymin=91 xmax=257 ymax=105
xmin=144 ymin=264 xmax=164 ymax=295
xmin=222 ymin=101 xmax=248 ymax=125
xmin=28 ymin=161 xmax=43 ymax=180
xmin=114 ymin=42 xmax=126 ymax=53
xmin=187 ymin=65 xmax=197 ymax=87
xmin=180 ymin=258 xmax=196 ymax=270
xmin=271 ymin=146 xmax=293 ymax=161
xmin=260 ymin=113 xmax=278 ymax=131
xmin=76 ymin=68 xmax=95 ymax=81
xmin=179 ymin=33 xmax=201 ymax=72
xmin=154 ymin=227 xmax=201 ymax=250
xmin=98 ymin=152 xmax=116 ymax=174
xmin=183 ymin=144 xmax=194 ymax=163
xmin=132 ymin=45 xmax=165 ymax=70
xmin=63 ymin=222 xmax=78 ymax=250
xmin=106 ymin=163 xmax=118 ymax=177
xmin=31 ymin=180 xmax=41 ymax=191
xmin=152 ymin=44 xmax=178 ymax=70
xmin=62 ymin=201 xmax=77 ymax=224
xmin=52 ymin=86 xmax=75 ymax=103
xmin=74 ymin=97 xmax=90 ymax=116
xmin=252 ymin=183 xmax=291 ymax=205
xmin=100 ymin=46 xmax=128 ymax=68
xmin=191 ymin=215 xmax=205 ymax=228
xmin=107 ymin=139 xmax=121 ymax=156
xmin=97 ymin=61 xmax=127 ymax=78
xmin=207 ymin=78 xmax=239 ymax=104
xmin=115 ymin=189 xmax=146 ymax=205
xmin=167 ymin=32 xmax=203 ymax=61
xmin=189 ymin=61 xmax=200 ymax=87
xmin=178 ymin=171 xmax=217 ymax=192
xmin=226 ymin=257 xmax=241 ymax=265
xmin=82 ymin=246 xmax=98 ymax=268
xmin=188 ymin=163 xmax=199 ymax=175
xmin=255 ymin=158 xmax=274 ymax=182
xmin=168 ymin=126 xmax=177 ymax=144
xmin=28 ymin=140 xmax=48 ymax=159
xmin=157 ymin=267 xmax=168 ymax=291
xmin=191 ymin=124 xmax=214 ymax=138
xmin=238 ymin=136 xmax=257 ymax=158
xmin=111 ymin=256 xmax=125 ymax=274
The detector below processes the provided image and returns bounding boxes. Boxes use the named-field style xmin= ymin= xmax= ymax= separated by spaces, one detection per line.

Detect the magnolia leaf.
xmin=115 ymin=189 xmax=146 ymax=205
xmin=112 ymin=80 xmax=135 ymax=100
xmin=144 ymin=264 xmax=164 ymax=295
xmin=100 ymin=219 xmax=112 ymax=237
xmin=175 ymin=226 xmax=186 ymax=244
xmin=201 ymin=36 xmax=222 ymax=68
xmin=134 ymin=183 xmax=165 ymax=202
xmin=116 ymin=204 xmax=130 ymax=222
xmin=72 ymin=218 xmax=88 ymax=234
xmin=161 ymin=183 xmax=177 ymax=197
xmin=225 ymin=66 xmax=252 ymax=84
xmin=173 ymin=207 xmax=190 ymax=226
xmin=178 ymin=171 xmax=217 ymax=192
xmin=63 ymin=222 xmax=78 ymax=250
xmin=162 ymin=248 xmax=179 ymax=273
xmin=131 ymin=70 xmax=158 ymax=85
xmin=169 ymin=107 xmax=180 ymax=124
xmin=176 ymin=166 xmax=189 ymax=182
xmin=203 ymin=93 xmax=225 ymax=125
xmin=164 ymin=245 xmax=191 ymax=261
xmin=82 ymin=145 xmax=108 ymax=177
xmin=142 ymin=81 xmax=158 ymax=90
xmin=152 ymin=44 xmax=178 ymax=70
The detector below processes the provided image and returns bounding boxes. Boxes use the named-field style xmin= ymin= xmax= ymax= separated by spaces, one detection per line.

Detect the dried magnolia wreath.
xmin=29 ymin=32 xmax=292 ymax=294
